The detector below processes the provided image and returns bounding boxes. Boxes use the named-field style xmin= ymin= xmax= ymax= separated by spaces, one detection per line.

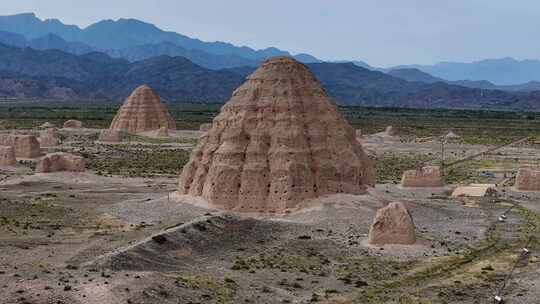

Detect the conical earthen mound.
xmin=178 ymin=56 xmax=373 ymax=213
xmin=368 ymin=202 xmax=416 ymax=245
xmin=110 ymin=85 xmax=176 ymax=133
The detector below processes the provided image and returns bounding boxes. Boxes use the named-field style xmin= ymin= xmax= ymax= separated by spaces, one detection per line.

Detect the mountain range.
xmin=0 ymin=13 xmax=319 ymax=69
xmin=393 ymin=57 xmax=540 ymax=86
xmin=387 ymin=67 xmax=540 ymax=92
xmin=2 ymin=13 xmax=540 ymax=86
xmin=1 ymin=42 xmax=540 ymax=110
xmin=0 ymin=43 xmax=243 ymax=102
xmin=1 ymin=13 xmax=540 ymax=110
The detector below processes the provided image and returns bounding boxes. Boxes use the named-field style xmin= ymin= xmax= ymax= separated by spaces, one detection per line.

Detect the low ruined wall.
xmin=0 ymin=134 xmax=41 ymax=158
xmin=515 ymin=168 xmax=540 ymax=191
xmin=36 ymin=153 xmax=85 ymax=173
xmin=98 ymin=129 xmax=124 ymax=142
xmin=401 ymin=166 xmax=444 ymax=188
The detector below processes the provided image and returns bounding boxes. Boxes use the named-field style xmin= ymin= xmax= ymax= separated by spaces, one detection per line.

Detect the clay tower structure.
xmin=110 ymin=85 xmax=176 ymax=133
xmin=178 ymin=56 xmax=373 ymax=213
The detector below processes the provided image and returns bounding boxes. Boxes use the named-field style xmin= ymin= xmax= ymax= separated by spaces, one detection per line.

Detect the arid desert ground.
xmin=0 ymin=118 xmax=539 ymax=303
xmin=0 ymin=55 xmax=540 ymax=304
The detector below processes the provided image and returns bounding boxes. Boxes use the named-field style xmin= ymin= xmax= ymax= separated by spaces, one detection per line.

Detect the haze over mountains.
xmin=1 ymin=13 xmax=540 ymax=110
xmin=395 ymin=58 xmax=540 ymax=86
xmin=386 ymin=67 xmax=540 ymax=92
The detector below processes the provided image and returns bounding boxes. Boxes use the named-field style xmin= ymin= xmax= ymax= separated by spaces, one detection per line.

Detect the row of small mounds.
xmin=0 ymin=131 xmax=83 ymax=173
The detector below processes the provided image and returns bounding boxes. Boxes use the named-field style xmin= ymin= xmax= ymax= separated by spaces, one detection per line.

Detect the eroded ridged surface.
xmin=110 ymin=85 xmax=176 ymax=133
xmin=178 ymin=56 xmax=373 ymax=213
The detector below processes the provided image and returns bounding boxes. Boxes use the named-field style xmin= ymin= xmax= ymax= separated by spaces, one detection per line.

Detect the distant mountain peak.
xmin=8 ymin=12 xmax=37 ymax=19
xmin=388 ymin=68 xmax=444 ymax=84
xmin=0 ymin=12 xmax=323 ymax=70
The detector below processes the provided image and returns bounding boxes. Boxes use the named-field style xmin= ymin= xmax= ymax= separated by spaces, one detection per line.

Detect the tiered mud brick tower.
xmin=178 ymin=56 xmax=374 ymax=213
xmin=109 ymin=85 xmax=176 ymax=133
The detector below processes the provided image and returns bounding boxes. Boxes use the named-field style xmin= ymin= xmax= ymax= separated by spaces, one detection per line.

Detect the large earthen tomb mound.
xmin=178 ymin=56 xmax=373 ymax=213
xmin=110 ymin=85 xmax=176 ymax=133
xmin=515 ymin=167 xmax=540 ymax=191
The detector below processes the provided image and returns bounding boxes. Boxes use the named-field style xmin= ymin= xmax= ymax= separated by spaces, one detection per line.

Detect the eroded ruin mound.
xmin=39 ymin=128 xmax=61 ymax=147
xmin=178 ymin=56 xmax=373 ymax=213
xmin=100 ymin=215 xmax=283 ymax=271
xmin=515 ymin=168 xmax=540 ymax=191
xmin=39 ymin=122 xmax=55 ymax=129
xmin=445 ymin=130 xmax=460 ymax=140
xmin=0 ymin=145 xmax=16 ymax=166
xmin=384 ymin=126 xmax=397 ymax=137
xmin=36 ymin=152 xmax=85 ymax=173
xmin=0 ymin=135 xmax=41 ymax=158
xmin=368 ymin=202 xmax=416 ymax=245
xmin=401 ymin=166 xmax=444 ymax=188
xmin=109 ymin=85 xmax=176 ymax=133
xmin=63 ymin=119 xmax=83 ymax=129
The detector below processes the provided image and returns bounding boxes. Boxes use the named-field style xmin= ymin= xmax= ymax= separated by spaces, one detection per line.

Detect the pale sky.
xmin=1 ymin=0 xmax=539 ymax=67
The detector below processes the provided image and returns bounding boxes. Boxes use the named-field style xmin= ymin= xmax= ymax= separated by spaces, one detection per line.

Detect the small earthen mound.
xmin=36 ymin=153 xmax=85 ymax=173
xmin=401 ymin=166 xmax=444 ymax=188
xmin=0 ymin=134 xmax=41 ymax=158
xmin=39 ymin=129 xmax=61 ymax=147
xmin=515 ymin=168 xmax=540 ymax=191
xmin=110 ymin=85 xmax=176 ymax=133
xmin=384 ymin=126 xmax=398 ymax=137
xmin=63 ymin=119 xmax=83 ymax=129
xmin=444 ymin=130 xmax=460 ymax=140
xmin=153 ymin=126 xmax=169 ymax=138
xmin=199 ymin=123 xmax=212 ymax=132
xmin=178 ymin=56 xmax=374 ymax=213
xmin=39 ymin=122 xmax=55 ymax=129
xmin=368 ymin=202 xmax=416 ymax=245
xmin=0 ymin=145 xmax=16 ymax=166
xmin=98 ymin=129 xmax=124 ymax=142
